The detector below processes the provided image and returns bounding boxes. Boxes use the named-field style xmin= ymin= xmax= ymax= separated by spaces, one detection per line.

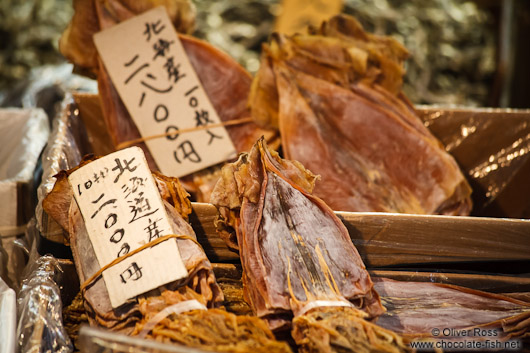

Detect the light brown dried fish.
xmin=44 ymin=155 xmax=222 ymax=333
xmin=374 ymin=278 xmax=530 ymax=341
xmin=212 ymin=138 xmax=408 ymax=352
xmin=249 ymin=14 xmax=472 ymax=215
xmin=44 ymin=155 xmax=292 ymax=353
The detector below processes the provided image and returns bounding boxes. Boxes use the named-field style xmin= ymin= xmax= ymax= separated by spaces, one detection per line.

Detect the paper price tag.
xmin=274 ymin=0 xmax=343 ymax=35
xmin=68 ymin=147 xmax=187 ymax=308
xmin=94 ymin=6 xmax=237 ymax=178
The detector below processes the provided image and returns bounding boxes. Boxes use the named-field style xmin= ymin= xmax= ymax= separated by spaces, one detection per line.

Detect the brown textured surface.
xmin=248 ymin=14 xmax=472 ymax=215
xmin=136 ymin=308 xmax=292 ymax=352
xmin=61 ymin=263 xmax=530 ymax=351
xmin=60 ymin=0 xmax=277 ymax=200
xmin=189 ymin=202 xmax=530 ymax=268
xmin=374 ymin=278 xmax=530 ymax=340
xmin=292 ymin=306 xmax=408 ymax=353
xmin=211 ymin=139 xmax=384 ymax=331
xmin=43 ymin=159 xmax=223 ymax=334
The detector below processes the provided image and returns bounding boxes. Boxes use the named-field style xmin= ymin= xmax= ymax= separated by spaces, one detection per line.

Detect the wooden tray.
xmin=42 ymin=95 xmax=530 ymax=273
xmin=212 ymin=263 xmax=530 ymax=294
xmin=191 ymin=203 xmax=530 ymax=269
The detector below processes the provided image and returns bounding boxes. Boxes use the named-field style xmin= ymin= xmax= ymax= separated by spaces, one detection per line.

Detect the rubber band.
xmin=80 ymin=233 xmax=199 ymax=293
xmin=137 ymin=299 xmax=207 ymax=338
xmin=116 ymin=117 xmax=254 ymax=149
xmin=296 ymin=300 xmax=355 ymax=317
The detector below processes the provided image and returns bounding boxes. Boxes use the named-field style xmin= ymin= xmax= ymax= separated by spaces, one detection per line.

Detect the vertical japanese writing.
xmin=125 ymin=16 xmax=219 ymax=164
xmin=93 ymin=6 xmax=237 ymax=178
xmin=120 ymin=262 xmax=143 ymax=284
xmin=68 ymin=148 xmax=186 ymax=305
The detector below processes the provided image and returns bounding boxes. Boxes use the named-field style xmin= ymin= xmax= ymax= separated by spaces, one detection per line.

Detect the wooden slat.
xmin=336 ymin=212 xmax=530 ymax=267
xmin=212 ymin=263 xmax=530 ymax=294
xmin=369 ymin=270 xmax=530 ymax=294
xmin=191 ymin=203 xmax=530 ymax=267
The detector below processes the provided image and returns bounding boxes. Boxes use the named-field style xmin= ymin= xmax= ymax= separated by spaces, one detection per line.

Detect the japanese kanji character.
xmin=174 ymin=141 xmax=201 ymax=163
xmin=205 ymin=129 xmax=223 ymax=145
xmin=128 ymin=191 xmax=158 ymax=223
xmin=153 ymin=38 xmax=174 ymax=60
xmin=112 ymin=157 xmax=138 ymax=183
xmin=90 ymin=193 xmax=117 ymax=219
xmin=194 ymin=109 xmax=213 ymax=127
xmin=163 ymin=57 xmax=186 ymax=83
xmin=143 ymin=20 xmax=165 ymax=41
xmin=145 ymin=217 xmax=164 ymax=242
xmin=121 ymin=176 xmax=146 ymax=199
xmin=120 ymin=262 xmax=142 ymax=283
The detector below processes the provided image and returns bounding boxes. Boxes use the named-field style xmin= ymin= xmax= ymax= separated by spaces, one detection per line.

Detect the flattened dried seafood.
xmin=374 ymin=278 xmax=530 ymax=340
xmin=134 ymin=306 xmax=291 ymax=353
xmin=59 ymin=0 xmax=277 ymax=201
xmin=212 ymin=138 xmax=408 ymax=352
xmin=43 ymin=155 xmax=291 ymax=352
xmin=249 ymin=14 xmax=471 ymax=215
xmin=44 ymin=156 xmax=222 ymax=332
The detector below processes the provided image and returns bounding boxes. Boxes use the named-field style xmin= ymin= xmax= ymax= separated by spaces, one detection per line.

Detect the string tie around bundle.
xmin=116 ymin=117 xmax=254 ymax=149
xmin=137 ymin=299 xmax=208 ymax=338
xmin=80 ymin=233 xmax=201 ymax=293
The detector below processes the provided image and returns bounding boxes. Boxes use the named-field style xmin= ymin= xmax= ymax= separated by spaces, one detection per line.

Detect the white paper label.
xmin=94 ymin=6 xmax=237 ymax=177
xmin=68 ymin=147 xmax=187 ymax=308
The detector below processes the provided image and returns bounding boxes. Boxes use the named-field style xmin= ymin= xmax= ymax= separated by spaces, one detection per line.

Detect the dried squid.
xmin=248 ymin=15 xmax=472 ymax=215
xmin=43 ymin=155 xmax=291 ymax=352
xmin=211 ymin=138 xmax=409 ymax=352
xmin=374 ymin=278 xmax=530 ymax=341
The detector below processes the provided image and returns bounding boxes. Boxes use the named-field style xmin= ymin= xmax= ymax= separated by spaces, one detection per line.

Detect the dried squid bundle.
xmin=133 ymin=305 xmax=291 ymax=353
xmin=59 ymin=0 xmax=277 ymax=201
xmin=43 ymin=156 xmax=292 ymax=352
xmin=211 ymin=138 xmax=408 ymax=352
xmin=248 ymin=14 xmax=471 ymax=215
xmin=374 ymin=278 xmax=530 ymax=341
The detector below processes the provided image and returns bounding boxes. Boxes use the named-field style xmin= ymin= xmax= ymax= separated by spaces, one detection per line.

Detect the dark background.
xmin=0 ymin=0 xmax=529 ymax=108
